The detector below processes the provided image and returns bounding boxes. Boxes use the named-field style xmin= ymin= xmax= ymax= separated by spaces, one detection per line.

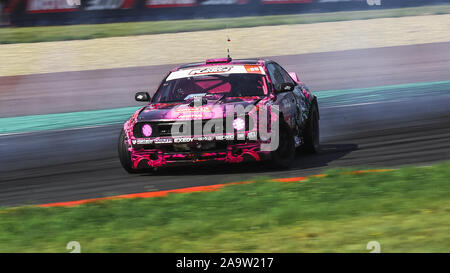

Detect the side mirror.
xmin=277 ymin=82 xmax=295 ymax=93
xmin=135 ymin=92 xmax=151 ymax=102
xmin=288 ymin=72 xmax=301 ymax=84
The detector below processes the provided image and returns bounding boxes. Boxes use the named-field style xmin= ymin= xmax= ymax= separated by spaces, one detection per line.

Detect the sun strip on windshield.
xmin=166 ymin=65 xmax=266 ymax=81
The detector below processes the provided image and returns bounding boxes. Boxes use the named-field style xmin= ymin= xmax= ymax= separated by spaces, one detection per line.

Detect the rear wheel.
xmin=270 ymin=122 xmax=295 ymax=169
xmin=118 ymin=129 xmax=141 ymax=173
xmin=303 ymin=104 xmax=320 ymax=153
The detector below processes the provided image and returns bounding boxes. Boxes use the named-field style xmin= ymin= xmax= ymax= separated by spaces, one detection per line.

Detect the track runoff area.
xmin=1 ymin=42 xmax=450 ymax=207
xmin=0 ymin=44 xmax=449 ymax=262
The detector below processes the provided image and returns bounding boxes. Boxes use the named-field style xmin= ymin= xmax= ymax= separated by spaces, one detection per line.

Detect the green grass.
xmin=1 ymin=162 xmax=450 ymax=252
xmin=1 ymin=5 xmax=450 ymax=44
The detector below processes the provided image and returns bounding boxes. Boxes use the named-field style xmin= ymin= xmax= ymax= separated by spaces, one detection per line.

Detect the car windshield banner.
xmin=166 ymin=65 xmax=266 ymax=81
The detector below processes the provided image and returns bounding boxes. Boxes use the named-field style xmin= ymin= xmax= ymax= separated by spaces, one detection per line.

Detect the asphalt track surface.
xmin=1 ymin=42 xmax=450 ymax=206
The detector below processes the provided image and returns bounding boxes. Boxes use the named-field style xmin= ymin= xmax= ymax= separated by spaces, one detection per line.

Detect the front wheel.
xmin=269 ymin=122 xmax=296 ymax=169
xmin=118 ymin=129 xmax=141 ymax=173
xmin=303 ymin=104 xmax=320 ymax=153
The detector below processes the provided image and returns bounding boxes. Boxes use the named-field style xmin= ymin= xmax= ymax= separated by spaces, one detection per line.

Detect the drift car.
xmin=118 ymin=58 xmax=319 ymax=173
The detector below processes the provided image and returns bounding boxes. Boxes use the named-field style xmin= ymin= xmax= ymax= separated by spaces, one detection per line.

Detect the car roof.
xmin=173 ymin=58 xmax=270 ymax=71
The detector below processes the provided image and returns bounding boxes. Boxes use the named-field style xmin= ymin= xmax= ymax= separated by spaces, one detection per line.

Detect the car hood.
xmin=137 ymin=96 xmax=263 ymax=122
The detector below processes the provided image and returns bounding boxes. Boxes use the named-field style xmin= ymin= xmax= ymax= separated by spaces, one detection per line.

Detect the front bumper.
xmin=130 ymin=139 xmax=270 ymax=169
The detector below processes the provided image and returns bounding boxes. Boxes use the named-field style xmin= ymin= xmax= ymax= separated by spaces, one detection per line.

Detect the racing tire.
xmin=303 ymin=103 xmax=320 ymax=153
xmin=118 ymin=129 xmax=142 ymax=174
xmin=269 ymin=121 xmax=296 ymax=169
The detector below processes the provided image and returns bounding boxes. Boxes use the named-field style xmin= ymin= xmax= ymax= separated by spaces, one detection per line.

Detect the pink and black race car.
xmin=118 ymin=58 xmax=319 ymax=173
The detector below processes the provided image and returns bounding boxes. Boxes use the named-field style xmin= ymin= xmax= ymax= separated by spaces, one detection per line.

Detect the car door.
xmin=266 ymin=63 xmax=297 ymax=128
xmin=272 ymin=63 xmax=306 ymax=131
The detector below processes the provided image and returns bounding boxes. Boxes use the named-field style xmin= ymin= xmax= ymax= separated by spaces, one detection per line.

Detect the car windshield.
xmin=152 ymin=73 xmax=268 ymax=103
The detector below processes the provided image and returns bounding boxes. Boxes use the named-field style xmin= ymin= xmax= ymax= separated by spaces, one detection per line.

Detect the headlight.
xmin=232 ymin=117 xmax=245 ymax=131
xmin=141 ymin=124 xmax=153 ymax=137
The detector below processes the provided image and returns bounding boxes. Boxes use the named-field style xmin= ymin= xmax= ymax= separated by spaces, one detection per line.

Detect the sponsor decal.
xmin=247 ymin=131 xmax=257 ymax=139
xmin=199 ymin=0 xmax=248 ymax=5
xmin=174 ymin=137 xmax=194 ymax=143
xmin=260 ymin=0 xmax=314 ymax=4
xmin=166 ymin=65 xmax=265 ymax=81
xmin=146 ymin=0 xmax=196 ymax=8
xmin=366 ymin=0 xmax=381 ymax=6
xmin=195 ymin=136 xmax=214 ymax=141
xmin=244 ymin=65 xmax=262 ymax=74
xmin=189 ymin=66 xmax=233 ymax=76
xmin=85 ymin=0 xmax=135 ymax=11
xmin=175 ymin=105 xmax=213 ymax=113
xmin=154 ymin=138 xmax=174 ymax=144
xmin=136 ymin=139 xmax=154 ymax=144
xmin=27 ymin=0 xmax=79 ymax=13
xmin=215 ymin=134 xmax=236 ymax=141
xmin=177 ymin=113 xmax=210 ymax=120
xmin=173 ymin=105 xmax=215 ymax=120
xmin=66 ymin=0 xmax=81 ymax=6
xmin=184 ymin=93 xmax=207 ymax=100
